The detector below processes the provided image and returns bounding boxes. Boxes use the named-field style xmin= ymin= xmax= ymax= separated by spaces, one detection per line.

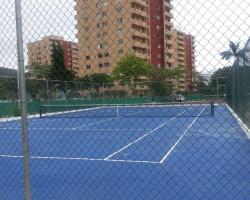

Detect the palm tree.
xmin=220 ymin=41 xmax=247 ymax=111
xmin=220 ymin=41 xmax=245 ymax=61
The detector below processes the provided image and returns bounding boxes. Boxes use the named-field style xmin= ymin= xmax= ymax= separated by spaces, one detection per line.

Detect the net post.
xmin=39 ymin=105 xmax=42 ymax=118
xmin=210 ymin=100 xmax=215 ymax=117
xmin=116 ymin=105 xmax=119 ymax=118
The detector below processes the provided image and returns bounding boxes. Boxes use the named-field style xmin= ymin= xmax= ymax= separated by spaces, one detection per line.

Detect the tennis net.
xmin=39 ymin=101 xmax=215 ymax=118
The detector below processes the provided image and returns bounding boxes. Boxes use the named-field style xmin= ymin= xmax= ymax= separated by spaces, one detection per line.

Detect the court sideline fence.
xmin=0 ymin=1 xmax=250 ymax=200
xmin=226 ymin=50 xmax=250 ymax=128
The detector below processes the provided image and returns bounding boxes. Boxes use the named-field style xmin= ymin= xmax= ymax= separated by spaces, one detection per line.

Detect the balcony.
xmin=164 ymin=12 xmax=172 ymax=18
xmin=165 ymin=20 xmax=172 ymax=28
xmin=133 ymin=41 xmax=148 ymax=49
xmin=131 ymin=8 xmax=148 ymax=18
xmin=134 ymin=51 xmax=149 ymax=59
xmin=165 ymin=31 xmax=172 ymax=37
xmin=129 ymin=0 xmax=148 ymax=7
xmin=166 ymin=39 xmax=173 ymax=45
xmin=167 ymin=58 xmax=175 ymax=64
xmin=178 ymin=50 xmax=185 ymax=56
xmin=132 ymin=29 xmax=148 ymax=39
xmin=166 ymin=48 xmax=174 ymax=54
xmin=132 ymin=19 xmax=149 ymax=28
xmin=178 ymin=46 xmax=184 ymax=51
xmin=165 ymin=1 xmax=172 ymax=8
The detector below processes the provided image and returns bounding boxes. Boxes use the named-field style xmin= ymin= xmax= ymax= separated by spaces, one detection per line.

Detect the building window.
xmin=83 ymin=17 xmax=88 ymax=22
xmin=118 ymin=49 xmax=124 ymax=54
xmin=96 ymin=1 xmax=108 ymax=8
xmin=99 ymin=63 xmax=103 ymax=68
xmin=98 ymin=42 xmax=108 ymax=49
xmin=116 ymin=18 xmax=123 ymax=24
xmin=117 ymin=39 xmax=123 ymax=45
xmin=86 ymin=56 xmax=90 ymax=60
xmin=97 ymin=32 xmax=108 ymax=38
xmin=104 ymin=52 xmax=109 ymax=57
xmin=104 ymin=62 xmax=110 ymax=67
xmin=84 ymin=27 xmax=89 ymax=32
xmin=116 ymin=7 xmax=122 ymax=13
xmin=98 ymin=53 xmax=103 ymax=58
xmin=97 ymin=12 xmax=105 ymax=18
xmin=116 ymin=28 xmax=123 ymax=34
xmin=86 ymin=65 xmax=91 ymax=69
xmin=97 ymin=22 xmax=108 ymax=28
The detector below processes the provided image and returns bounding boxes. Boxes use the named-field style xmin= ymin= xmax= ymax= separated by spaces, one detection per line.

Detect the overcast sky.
xmin=0 ymin=0 xmax=249 ymax=75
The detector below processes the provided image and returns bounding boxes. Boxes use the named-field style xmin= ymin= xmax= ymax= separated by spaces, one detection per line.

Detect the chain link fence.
xmin=226 ymin=51 xmax=250 ymax=128
xmin=0 ymin=0 xmax=250 ymax=200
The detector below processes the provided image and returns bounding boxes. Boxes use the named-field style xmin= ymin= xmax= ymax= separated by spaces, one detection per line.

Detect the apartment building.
xmin=74 ymin=0 xmax=195 ymax=92
xmin=27 ymin=35 xmax=79 ymax=71
xmin=75 ymin=0 xmax=174 ymax=75
xmin=184 ymin=34 xmax=196 ymax=92
xmin=172 ymin=29 xmax=195 ymax=92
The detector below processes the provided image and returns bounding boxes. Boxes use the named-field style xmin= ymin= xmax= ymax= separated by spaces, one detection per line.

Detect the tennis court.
xmin=0 ymin=102 xmax=249 ymax=200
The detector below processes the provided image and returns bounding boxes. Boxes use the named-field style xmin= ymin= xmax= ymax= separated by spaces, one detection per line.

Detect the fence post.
xmin=15 ymin=1 xmax=32 ymax=200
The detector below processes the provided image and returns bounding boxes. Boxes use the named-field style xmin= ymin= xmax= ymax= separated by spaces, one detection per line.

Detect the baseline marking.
xmin=0 ymin=154 xmax=160 ymax=165
xmin=104 ymin=110 xmax=188 ymax=160
xmin=159 ymin=107 xmax=206 ymax=164
xmin=0 ymin=127 xmax=150 ymax=131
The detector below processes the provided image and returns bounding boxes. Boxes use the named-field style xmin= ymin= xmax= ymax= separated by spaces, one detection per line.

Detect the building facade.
xmin=74 ymin=0 xmax=195 ymax=92
xmin=172 ymin=29 xmax=195 ymax=92
xmin=75 ymin=0 xmax=175 ymax=74
xmin=27 ymin=35 xmax=79 ymax=71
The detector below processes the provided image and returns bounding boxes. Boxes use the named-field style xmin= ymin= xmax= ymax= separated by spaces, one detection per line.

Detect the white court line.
xmin=159 ymin=107 xmax=206 ymax=164
xmin=0 ymin=154 xmax=160 ymax=165
xmin=0 ymin=127 xmax=150 ymax=131
xmin=104 ymin=110 xmax=188 ymax=160
xmin=226 ymin=104 xmax=250 ymax=139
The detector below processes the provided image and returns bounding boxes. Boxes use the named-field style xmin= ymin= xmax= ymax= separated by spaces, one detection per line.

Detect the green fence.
xmin=0 ymin=94 xmax=217 ymax=118
xmin=226 ymin=59 xmax=250 ymax=128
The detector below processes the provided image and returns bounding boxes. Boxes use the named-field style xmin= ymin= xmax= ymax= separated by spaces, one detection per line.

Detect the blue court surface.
xmin=0 ymin=104 xmax=250 ymax=200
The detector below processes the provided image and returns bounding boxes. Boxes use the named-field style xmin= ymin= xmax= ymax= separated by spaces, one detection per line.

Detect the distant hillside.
xmin=0 ymin=67 xmax=17 ymax=77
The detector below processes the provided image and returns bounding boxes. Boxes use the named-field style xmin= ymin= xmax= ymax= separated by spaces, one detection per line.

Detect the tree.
xmin=112 ymin=53 xmax=153 ymax=88
xmin=0 ymin=68 xmax=18 ymax=101
xmin=210 ymin=67 xmax=230 ymax=89
xmin=26 ymin=63 xmax=52 ymax=79
xmin=49 ymin=42 xmax=75 ymax=81
xmin=0 ymin=76 xmax=17 ymax=100
xmin=220 ymin=41 xmax=246 ymax=62
xmin=78 ymin=73 xmax=113 ymax=91
xmin=194 ymin=72 xmax=214 ymax=95
xmin=150 ymin=66 xmax=185 ymax=97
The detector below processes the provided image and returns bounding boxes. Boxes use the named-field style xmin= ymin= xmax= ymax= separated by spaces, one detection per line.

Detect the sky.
xmin=0 ymin=0 xmax=249 ymax=76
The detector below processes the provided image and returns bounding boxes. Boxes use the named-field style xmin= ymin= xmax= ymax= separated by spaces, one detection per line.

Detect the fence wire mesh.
xmin=0 ymin=0 xmax=250 ymax=200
